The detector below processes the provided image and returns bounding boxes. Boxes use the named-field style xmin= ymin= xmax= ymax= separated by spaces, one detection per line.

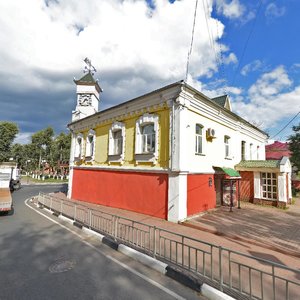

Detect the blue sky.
xmin=0 ymin=0 xmax=299 ymax=143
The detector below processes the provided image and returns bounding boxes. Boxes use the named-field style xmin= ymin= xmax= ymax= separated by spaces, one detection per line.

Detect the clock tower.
xmin=72 ymin=58 xmax=102 ymax=121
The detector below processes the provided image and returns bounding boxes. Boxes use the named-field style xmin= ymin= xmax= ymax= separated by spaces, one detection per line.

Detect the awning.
xmin=214 ymin=167 xmax=241 ymax=178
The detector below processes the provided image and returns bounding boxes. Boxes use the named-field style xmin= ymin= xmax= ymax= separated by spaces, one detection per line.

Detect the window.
xmin=261 ymin=172 xmax=277 ymax=200
xmin=113 ymin=130 xmax=123 ymax=155
xmin=74 ymin=134 xmax=83 ymax=159
xmin=141 ymin=124 xmax=155 ymax=153
xmin=85 ymin=130 xmax=95 ymax=159
xmin=195 ymin=124 xmax=203 ymax=154
xmin=224 ymin=136 xmax=230 ymax=158
xmin=135 ymin=113 xmax=159 ymax=163
xmin=250 ymin=143 xmax=253 ymax=160
xmin=257 ymin=146 xmax=260 ymax=160
xmin=241 ymin=141 xmax=246 ymax=160
xmin=108 ymin=122 xmax=125 ymax=162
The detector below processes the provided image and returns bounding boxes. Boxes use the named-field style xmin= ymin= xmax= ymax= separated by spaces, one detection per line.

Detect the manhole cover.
xmin=49 ymin=259 xmax=76 ymax=273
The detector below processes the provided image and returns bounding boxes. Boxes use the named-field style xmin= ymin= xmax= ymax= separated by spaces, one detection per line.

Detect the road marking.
xmin=24 ymin=199 xmax=186 ymax=300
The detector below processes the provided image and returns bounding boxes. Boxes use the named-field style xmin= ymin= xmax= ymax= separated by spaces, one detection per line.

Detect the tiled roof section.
xmin=211 ymin=95 xmax=227 ymax=108
xmin=74 ymin=72 xmax=96 ymax=84
xmin=265 ymin=141 xmax=291 ymax=160
xmin=235 ymin=160 xmax=280 ymax=169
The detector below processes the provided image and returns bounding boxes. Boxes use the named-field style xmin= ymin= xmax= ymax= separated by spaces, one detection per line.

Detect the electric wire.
xmin=231 ymin=0 xmax=263 ymax=86
xmin=185 ymin=0 xmax=199 ymax=82
xmin=269 ymin=110 xmax=300 ymax=140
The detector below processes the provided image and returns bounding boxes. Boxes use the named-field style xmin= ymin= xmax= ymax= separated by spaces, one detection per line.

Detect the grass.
xmin=22 ymin=176 xmax=68 ymax=183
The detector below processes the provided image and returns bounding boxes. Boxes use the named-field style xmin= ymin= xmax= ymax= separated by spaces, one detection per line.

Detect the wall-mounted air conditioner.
xmin=207 ymin=128 xmax=216 ymax=138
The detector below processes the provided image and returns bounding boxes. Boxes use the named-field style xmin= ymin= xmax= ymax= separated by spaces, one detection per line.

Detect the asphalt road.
xmin=0 ymin=185 xmax=203 ymax=300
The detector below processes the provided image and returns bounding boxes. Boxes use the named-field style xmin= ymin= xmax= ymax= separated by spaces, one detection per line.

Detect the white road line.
xmin=24 ymin=199 xmax=186 ymax=300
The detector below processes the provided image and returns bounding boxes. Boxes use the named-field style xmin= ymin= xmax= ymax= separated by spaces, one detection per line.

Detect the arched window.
xmin=85 ymin=130 xmax=95 ymax=160
xmin=74 ymin=134 xmax=83 ymax=159
xmin=195 ymin=124 xmax=203 ymax=154
xmin=135 ymin=113 xmax=159 ymax=163
xmin=108 ymin=122 xmax=125 ymax=163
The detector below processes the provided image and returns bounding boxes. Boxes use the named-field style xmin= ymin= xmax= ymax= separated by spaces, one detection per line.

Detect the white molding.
xmin=108 ymin=121 xmax=126 ymax=163
xmin=135 ymin=113 xmax=159 ymax=164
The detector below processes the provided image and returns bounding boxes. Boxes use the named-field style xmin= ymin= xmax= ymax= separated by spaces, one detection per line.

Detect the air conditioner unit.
xmin=207 ymin=128 xmax=216 ymax=138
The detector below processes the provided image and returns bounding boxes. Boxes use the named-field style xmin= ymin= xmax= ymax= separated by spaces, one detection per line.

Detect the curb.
xmin=35 ymin=202 xmax=234 ymax=300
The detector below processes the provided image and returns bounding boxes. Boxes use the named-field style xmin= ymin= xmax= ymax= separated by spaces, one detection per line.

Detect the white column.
xmin=168 ymin=172 xmax=187 ymax=222
xmin=288 ymin=172 xmax=292 ymax=201
xmin=67 ymin=132 xmax=76 ymax=199
xmin=278 ymin=173 xmax=287 ymax=203
xmin=253 ymin=172 xmax=261 ymax=199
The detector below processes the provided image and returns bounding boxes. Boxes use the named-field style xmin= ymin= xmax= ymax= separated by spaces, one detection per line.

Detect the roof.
xmin=211 ymin=95 xmax=227 ymax=107
xmin=265 ymin=141 xmax=291 ymax=160
xmin=73 ymin=72 xmax=102 ymax=92
xmin=235 ymin=160 xmax=280 ymax=169
xmin=68 ymin=80 xmax=267 ymax=136
xmin=214 ymin=167 xmax=241 ymax=178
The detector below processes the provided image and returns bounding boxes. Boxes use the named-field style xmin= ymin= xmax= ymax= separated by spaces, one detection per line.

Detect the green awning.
xmin=214 ymin=167 xmax=241 ymax=178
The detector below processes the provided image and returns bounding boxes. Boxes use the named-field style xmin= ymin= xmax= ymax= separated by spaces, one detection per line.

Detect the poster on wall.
xmin=222 ymin=180 xmax=237 ymax=206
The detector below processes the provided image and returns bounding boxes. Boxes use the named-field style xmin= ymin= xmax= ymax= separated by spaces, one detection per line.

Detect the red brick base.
xmin=253 ymin=198 xmax=286 ymax=208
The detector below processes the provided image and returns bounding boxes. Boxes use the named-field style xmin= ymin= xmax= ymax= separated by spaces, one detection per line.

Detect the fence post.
xmin=272 ymin=265 xmax=275 ymax=300
xmin=114 ymin=216 xmax=118 ymax=238
xmin=153 ymin=226 xmax=156 ymax=257
xmin=219 ymin=246 xmax=223 ymax=292
xmin=74 ymin=205 xmax=77 ymax=221
xmin=89 ymin=209 xmax=92 ymax=229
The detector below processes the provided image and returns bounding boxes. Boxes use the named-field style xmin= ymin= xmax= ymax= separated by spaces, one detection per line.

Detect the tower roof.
xmin=74 ymin=72 xmax=102 ymax=93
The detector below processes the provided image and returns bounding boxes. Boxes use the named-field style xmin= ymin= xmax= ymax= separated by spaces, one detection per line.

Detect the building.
xmin=68 ymin=71 xmax=292 ymax=222
xmin=266 ymin=141 xmax=291 ymax=160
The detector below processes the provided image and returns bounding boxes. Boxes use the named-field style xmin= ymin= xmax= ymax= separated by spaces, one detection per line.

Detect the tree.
xmin=31 ymin=127 xmax=55 ymax=170
xmin=288 ymin=123 xmax=300 ymax=171
xmin=0 ymin=121 xmax=19 ymax=162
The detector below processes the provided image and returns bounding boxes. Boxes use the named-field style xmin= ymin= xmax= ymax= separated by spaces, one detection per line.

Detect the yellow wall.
xmin=78 ymin=107 xmax=170 ymax=169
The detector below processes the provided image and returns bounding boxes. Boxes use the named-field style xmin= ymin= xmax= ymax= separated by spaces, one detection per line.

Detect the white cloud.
xmin=215 ymin=0 xmax=245 ymax=19
xmin=232 ymin=66 xmax=299 ymax=129
xmin=0 ymin=0 xmax=229 ymax=99
xmin=14 ymin=132 xmax=32 ymax=145
xmin=241 ymin=60 xmax=263 ymax=76
xmin=265 ymin=3 xmax=286 ymax=19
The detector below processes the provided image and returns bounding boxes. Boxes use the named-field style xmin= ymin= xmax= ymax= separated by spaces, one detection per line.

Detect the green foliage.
xmin=0 ymin=121 xmax=19 ymax=162
xmin=288 ymin=123 xmax=300 ymax=171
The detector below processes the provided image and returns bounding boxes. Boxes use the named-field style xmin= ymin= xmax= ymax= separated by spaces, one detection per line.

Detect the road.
xmin=0 ymin=185 xmax=203 ymax=300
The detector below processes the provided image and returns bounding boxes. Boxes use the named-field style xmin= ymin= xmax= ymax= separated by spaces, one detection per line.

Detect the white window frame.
xmin=135 ymin=113 xmax=159 ymax=163
xmin=108 ymin=122 xmax=125 ymax=163
xmin=74 ymin=133 xmax=83 ymax=160
xmin=85 ymin=129 xmax=95 ymax=161
xmin=261 ymin=172 xmax=277 ymax=200
xmin=224 ymin=135 xmax=231 ymax=159
xmin=195 ymin=124 xmax=204 ymax=155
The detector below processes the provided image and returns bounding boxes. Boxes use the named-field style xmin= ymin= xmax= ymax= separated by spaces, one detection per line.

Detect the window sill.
xmin=108 ymin=154 xmax=124 ymax=164
xmin=195 ymin=153 xmax=205 ymax=156
xmin=135 ymin=153 xmax=156 ymax=164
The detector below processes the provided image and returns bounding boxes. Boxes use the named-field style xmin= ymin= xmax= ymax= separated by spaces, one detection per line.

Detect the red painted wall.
xmin=72 ymin=168 xmax=168 ymax=219
xmin=187 ymin=174 xmax=216 ymax=216
xmin=239 ymin=171 xmax=254 ymax=202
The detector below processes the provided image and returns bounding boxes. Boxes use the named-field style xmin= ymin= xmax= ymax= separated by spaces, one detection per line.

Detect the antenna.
xmin=83 ymin=57 xmax=97 ymax=75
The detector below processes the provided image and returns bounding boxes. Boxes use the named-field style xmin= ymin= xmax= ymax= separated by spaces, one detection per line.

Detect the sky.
xmin=0 ymin=0 xmax=299 ymax=144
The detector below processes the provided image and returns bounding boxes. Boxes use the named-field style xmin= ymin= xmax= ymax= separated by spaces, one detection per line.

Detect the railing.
xmin=38 ymin=192 xmax=300 ymax=300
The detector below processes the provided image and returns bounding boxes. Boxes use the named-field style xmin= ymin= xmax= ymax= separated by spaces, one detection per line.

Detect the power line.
xmin=231 ymin=0 xmax=263 ymax=86
xmin=270 ymin=110 xmax=300 ymax=139
xmin=185 ymin=0 xmax=199 ymax=82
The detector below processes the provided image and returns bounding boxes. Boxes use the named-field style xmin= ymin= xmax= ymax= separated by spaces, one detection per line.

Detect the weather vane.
xmin=83 ymin=57 xmax=97 ymax=75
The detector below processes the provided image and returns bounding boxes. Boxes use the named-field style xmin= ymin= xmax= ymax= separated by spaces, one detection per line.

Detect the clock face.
xmin=79 ymin=94 xmax=92 ymax=106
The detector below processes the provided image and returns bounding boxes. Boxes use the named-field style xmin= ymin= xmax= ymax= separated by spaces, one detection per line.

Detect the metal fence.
xmin=38 ymin=192 xmax=300 ymax=300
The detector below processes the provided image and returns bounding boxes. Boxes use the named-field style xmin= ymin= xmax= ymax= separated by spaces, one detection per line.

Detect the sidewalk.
xmin=53 ymin=192 xmax=300 ymax=269
xmin=183 ymin=198 xmax=300 ymax=258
